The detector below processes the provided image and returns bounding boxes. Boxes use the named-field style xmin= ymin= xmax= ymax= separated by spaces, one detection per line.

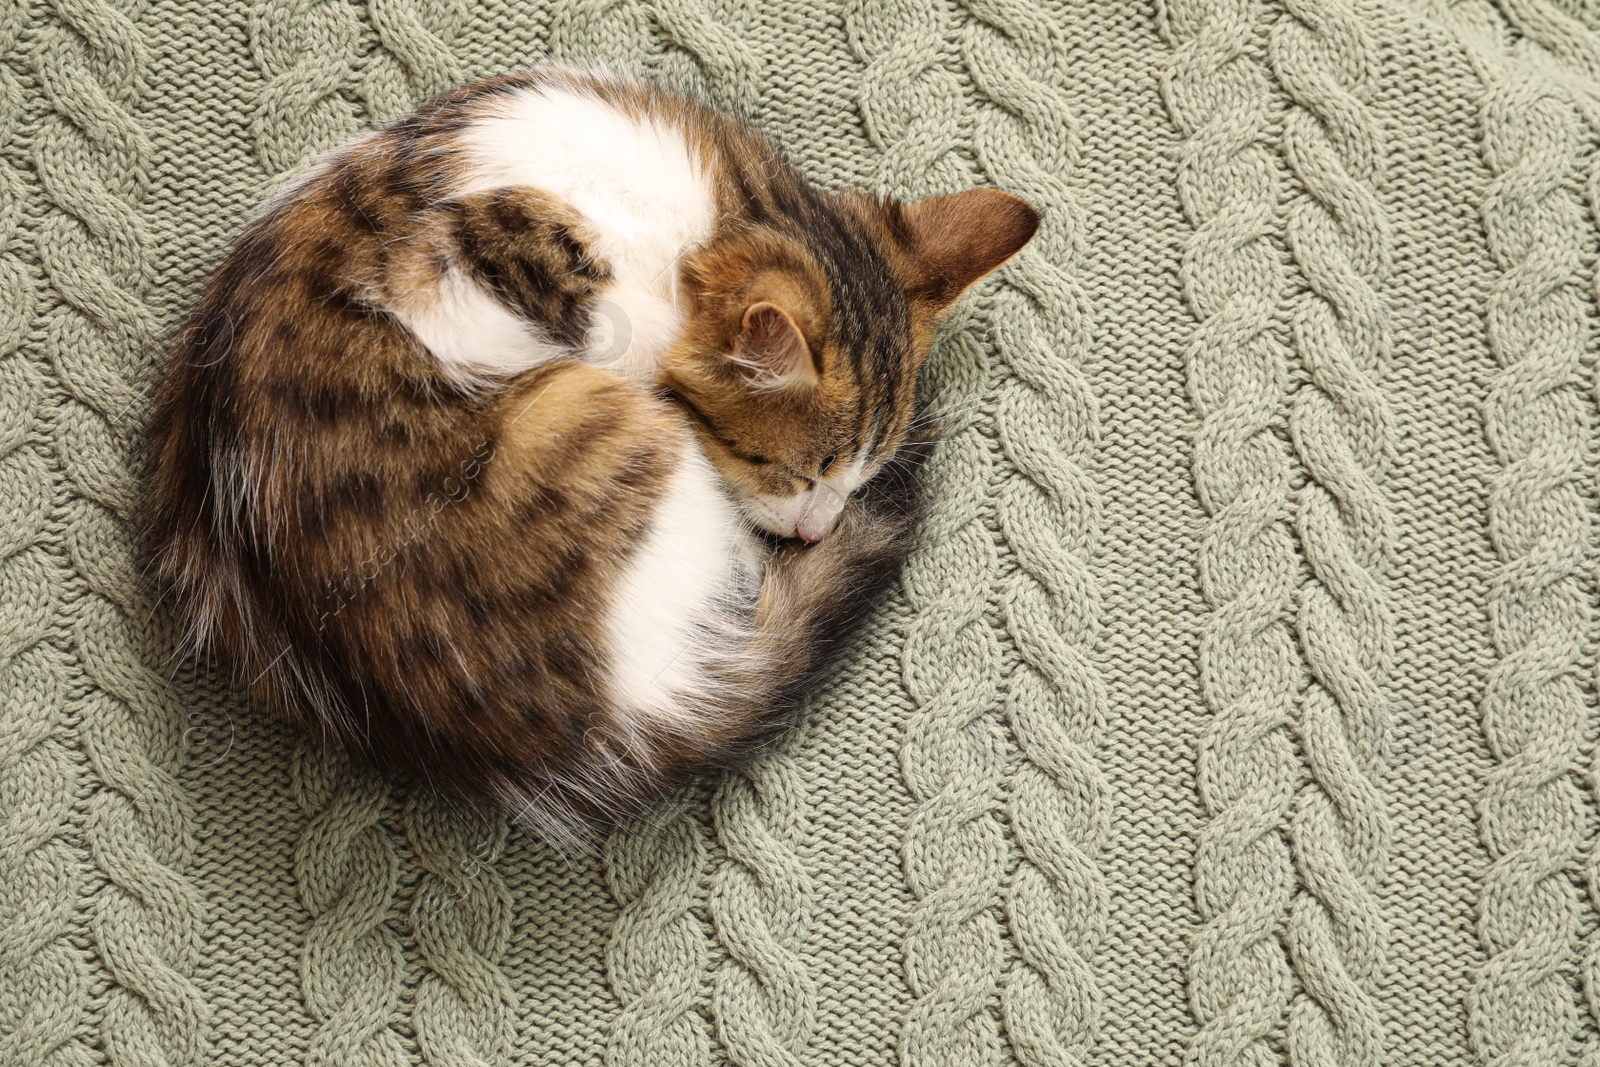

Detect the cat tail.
xmin=730 ymin=418 xmax=935 ymax=749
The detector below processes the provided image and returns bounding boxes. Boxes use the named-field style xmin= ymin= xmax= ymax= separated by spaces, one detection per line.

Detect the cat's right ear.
xmin=730 ymin=301 xmax=819 ymax=390
xmin=893 ymin=189 xmax=1040 ymax=309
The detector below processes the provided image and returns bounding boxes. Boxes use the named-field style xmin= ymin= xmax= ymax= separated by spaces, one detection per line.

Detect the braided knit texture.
xmin=30 ymin=0 xmax=211 ymax=1063
xmin=960 ymin=3 xmax=1109 ymax=1065
xmin=604 ymin=791 xmax=713 ymax=1067
xmin=1467 ymin=62 xmax=1591 ymax=1067
xmin=404 ymin=792 xmax=515 ymax=1067
xmin=11 ymin=2 xmax=1600 ymax=1065
xmin=0 ymin=3 xmax=85 ymax=1062
xmin=1275 ymin=3 xmax=1395 ymax=1065
xmin=1160 ymin=0 xmax=1300 ymax=1061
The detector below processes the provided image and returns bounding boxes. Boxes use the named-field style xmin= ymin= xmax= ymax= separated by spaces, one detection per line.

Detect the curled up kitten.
xmin=140 ymin=66 xmax=1039 ymax=843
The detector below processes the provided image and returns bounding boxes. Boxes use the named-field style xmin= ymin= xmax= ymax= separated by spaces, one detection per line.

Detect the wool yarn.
xmin=9 ymin=1 xmax=1600 ymax=1065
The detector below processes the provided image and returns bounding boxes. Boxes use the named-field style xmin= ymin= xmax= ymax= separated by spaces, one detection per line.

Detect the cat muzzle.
xmin=796 ymin=482 xmax=846 ymax=543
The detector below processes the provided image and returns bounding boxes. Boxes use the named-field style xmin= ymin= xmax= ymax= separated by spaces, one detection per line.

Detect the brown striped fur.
xmin=140 ymin=67 xmax=1037 ymax=841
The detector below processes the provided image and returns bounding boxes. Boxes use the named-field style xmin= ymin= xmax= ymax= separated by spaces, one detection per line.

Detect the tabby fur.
xmin=141 ymin=67 xmax=1039 ymax=841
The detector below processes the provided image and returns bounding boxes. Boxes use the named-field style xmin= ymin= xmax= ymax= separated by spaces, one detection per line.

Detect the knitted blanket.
xmin=12 ymin=0 xmax=1600 ymax=1063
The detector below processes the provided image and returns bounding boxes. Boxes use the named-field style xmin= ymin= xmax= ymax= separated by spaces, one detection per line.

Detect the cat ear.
xmin=895 ymin=189 xmax=1040 ymax=308
xmin=732 ymin=301 xmax=819 ymax=390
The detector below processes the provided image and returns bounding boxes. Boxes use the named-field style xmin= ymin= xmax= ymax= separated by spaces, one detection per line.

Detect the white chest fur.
xmin=404 ymin=84 xmax=716 ymax=382
xmin=600 ymin=443 xmax=762 ymax=741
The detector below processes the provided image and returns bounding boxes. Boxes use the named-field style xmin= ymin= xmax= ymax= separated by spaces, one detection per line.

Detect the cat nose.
xmin=796 ymin=482 xmax=846 ymax=543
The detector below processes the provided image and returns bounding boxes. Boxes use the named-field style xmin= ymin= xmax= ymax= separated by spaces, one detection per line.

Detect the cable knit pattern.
xmin=1159 ymin=1 xmax=1300 ymax=1064
xmin=0 ymin=646 xmax=87 ymax=1067
xmin=1583 ymin=94 xmax=1600 ymax=1067
xmin=29 ymin=0 xmax=211 ymax=1063
xmin=0 ymin=0 xmax=34 ymax=369
xmin=20 ymin=2 xmax=1600 ymax=1065
xmin=358 ymin=0 xmax=464 ymax=124
xmin=0 ymin=118 xmax=80 ymax=1051
xmin=603 ymin=792 xmax=713 ymax=1067
xmin=956 ymin=2 xmax=1108 ymax=1065
xmin=895 ymin=322 xmax=1007 ymax=1067
xmin=708 ymin=755 xmax=816 ymax=1067
xmin=546 ymin=0 xmax=653 ymax=71
xmin=0 ymin=15 xmax=72 ymax=1059
xmin=30 ymin=0 xmax=154 ymax=432
xmin=248 ymin=0 xmax=364 ymax=176
xmin=73 ymin=605 xmax=208 ymax=1067
xmin=1493 ymin=0 xmax=1600 ymax=82
xmin=844 ymin=0 xmax=969 ymax=193
xmin=404 ymin=792 xmax=516 ymax=1067
xmin=1466 ymin=68 xmax=1591 ymax=1067
xmin=1271 ymin=4 xmax=1396 ymax=1066
xmin=0 ymin=131 xmax=83 ymax=1050
xmin=293 ymin=746 xmax=408 ymax=1067
xmin=652 ymin=0 xmax=761 ymax=116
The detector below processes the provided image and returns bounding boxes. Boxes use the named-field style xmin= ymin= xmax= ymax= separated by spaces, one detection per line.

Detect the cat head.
xmin=661 ymin=187 xmax=1039 ymax=542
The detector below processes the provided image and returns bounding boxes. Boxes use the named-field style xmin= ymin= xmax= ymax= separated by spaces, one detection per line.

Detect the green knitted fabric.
xmin=11 ymin=0 xmax=1600 ymax=1064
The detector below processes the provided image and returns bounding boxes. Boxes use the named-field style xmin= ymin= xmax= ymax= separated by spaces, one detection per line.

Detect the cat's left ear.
xmin=892 ymin=189 xmax=1040 ymax=309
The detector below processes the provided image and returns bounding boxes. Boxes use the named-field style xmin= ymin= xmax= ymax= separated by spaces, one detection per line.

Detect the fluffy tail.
xmin=724 ymin=424 xmax=934 ymax=758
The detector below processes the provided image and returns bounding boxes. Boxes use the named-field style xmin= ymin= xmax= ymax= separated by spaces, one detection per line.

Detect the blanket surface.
xmin=9 ymin=0 xmax=1600 ymax=1064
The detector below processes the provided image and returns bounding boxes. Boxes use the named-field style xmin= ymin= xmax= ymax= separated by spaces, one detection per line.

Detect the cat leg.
xmin=449 ymin=187 xmax=613 ymax=351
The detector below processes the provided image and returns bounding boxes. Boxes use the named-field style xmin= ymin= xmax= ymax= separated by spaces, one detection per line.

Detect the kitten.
xmin=141 ymin=66 xmax=1039 ymax=842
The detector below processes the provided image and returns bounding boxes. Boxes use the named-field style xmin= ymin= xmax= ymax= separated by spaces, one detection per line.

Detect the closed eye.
xmin=818 ymin=453 xmax=836 ymax=476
